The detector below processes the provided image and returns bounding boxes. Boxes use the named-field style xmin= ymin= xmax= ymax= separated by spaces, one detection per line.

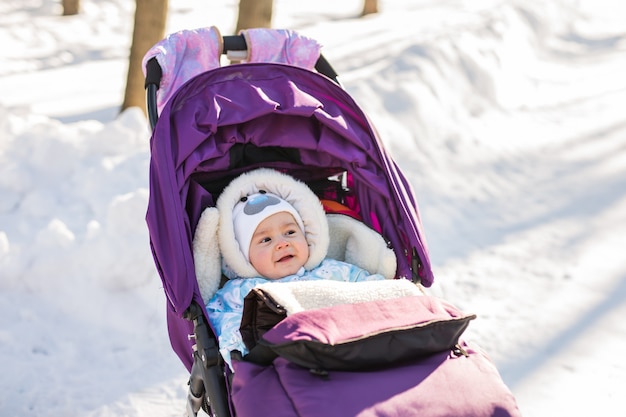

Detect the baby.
xmin=205 ymin=169 xmax=385 ymax=367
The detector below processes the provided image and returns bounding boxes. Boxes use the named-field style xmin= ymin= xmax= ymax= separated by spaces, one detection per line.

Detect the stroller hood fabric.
xmin=146 ymin=63 xmax=433 ymax=370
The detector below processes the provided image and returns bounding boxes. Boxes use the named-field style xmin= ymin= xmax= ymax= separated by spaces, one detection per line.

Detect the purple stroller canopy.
xmin=146 ymin=63 xmax=433 ymax=369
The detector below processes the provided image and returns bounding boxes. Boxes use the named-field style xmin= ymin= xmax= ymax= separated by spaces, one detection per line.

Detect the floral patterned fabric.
xmin=142 ymin=27 xmax=322 ymax=115
xmin=142 ymin=26 xmax=222 ymax=114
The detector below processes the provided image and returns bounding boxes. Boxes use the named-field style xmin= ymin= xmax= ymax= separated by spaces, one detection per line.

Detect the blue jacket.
xmin=206 ymin=258 xmax=384 ymax=368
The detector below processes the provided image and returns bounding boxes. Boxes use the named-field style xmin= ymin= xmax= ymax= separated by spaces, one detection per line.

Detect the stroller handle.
xmin=145 ymin=34 xmax=340 ymax=130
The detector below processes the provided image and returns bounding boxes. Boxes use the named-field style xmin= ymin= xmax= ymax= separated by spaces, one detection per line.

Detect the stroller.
xmin=144 ymin=28 xmax=520 ymax=417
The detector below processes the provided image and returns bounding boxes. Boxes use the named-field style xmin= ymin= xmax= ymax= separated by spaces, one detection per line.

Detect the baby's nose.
xmin=276 ymin=239 xmax=290 ymax=249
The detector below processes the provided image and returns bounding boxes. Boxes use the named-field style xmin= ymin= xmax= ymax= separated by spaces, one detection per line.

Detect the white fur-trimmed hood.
xmin=216 ymin=168 xmax=329 ymax=279
xmin=192 ymin=169 xmax=399 ymax=302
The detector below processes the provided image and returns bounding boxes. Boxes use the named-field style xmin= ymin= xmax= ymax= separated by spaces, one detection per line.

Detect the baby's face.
xmin=248 ymin=211 xmax=309 ymax=280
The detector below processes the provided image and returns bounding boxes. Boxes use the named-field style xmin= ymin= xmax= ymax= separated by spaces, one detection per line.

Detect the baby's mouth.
xmin=277 ymin=254 xmax=294 ymax=263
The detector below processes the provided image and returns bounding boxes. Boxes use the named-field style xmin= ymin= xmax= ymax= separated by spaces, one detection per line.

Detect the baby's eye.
xmin=286 ymin=229 xmax=298 ymax=236
xmin=260 ymin=236 xmax=272 ymax=243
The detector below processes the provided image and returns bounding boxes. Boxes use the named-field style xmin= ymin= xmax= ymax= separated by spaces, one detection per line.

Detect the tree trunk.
xmin=62 ymin=0 xmax=80 ymax=16
xmin=235 ymin=0 xmax=273 ymax=33
xmin=361 ymin=0 xmax=378 ymax=16
xmin=121 ymin=0 xmax=169 ymax=115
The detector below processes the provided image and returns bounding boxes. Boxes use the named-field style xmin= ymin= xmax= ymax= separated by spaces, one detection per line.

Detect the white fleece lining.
xmin=255 ymin=279 xmax=422 ymax=315
xmin=326 ymin=214 xmax=396 ymax=280
xmin=193 ymin=210 xmax=399 ymax=303
xmin=192 ymin=169 xmax=399 ymax=303
xmin=192 ymin=207 xmax=222 ymax=302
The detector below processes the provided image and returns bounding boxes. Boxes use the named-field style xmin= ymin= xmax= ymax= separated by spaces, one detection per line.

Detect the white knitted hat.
xmin=232 ymin=191 xmax=305 ymax=260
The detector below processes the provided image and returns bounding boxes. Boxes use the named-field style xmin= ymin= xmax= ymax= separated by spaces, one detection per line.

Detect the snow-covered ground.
xmin=1 ymin=0 xmax=625 ymax=415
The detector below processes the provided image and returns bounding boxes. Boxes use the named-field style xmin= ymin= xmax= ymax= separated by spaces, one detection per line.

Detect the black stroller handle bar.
xmin=145 ymin=34 xmax=340 ymax=130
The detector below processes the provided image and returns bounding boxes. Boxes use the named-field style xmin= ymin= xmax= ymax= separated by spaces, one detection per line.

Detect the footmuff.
xmin=233 ymin=280 xmax=521 ymax=417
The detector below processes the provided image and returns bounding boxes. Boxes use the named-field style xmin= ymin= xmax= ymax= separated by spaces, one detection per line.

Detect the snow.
xmin=1 ymin=0 xmax=625 ymax=415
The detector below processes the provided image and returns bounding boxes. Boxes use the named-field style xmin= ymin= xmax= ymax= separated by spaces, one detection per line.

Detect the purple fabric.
xmin=231 ymin=343 xmax=521 ymax=417
xmin=263 ymin=296 xmax=465 ymax=345
xmin=146 ymin=63 xmax=434 ymax=370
